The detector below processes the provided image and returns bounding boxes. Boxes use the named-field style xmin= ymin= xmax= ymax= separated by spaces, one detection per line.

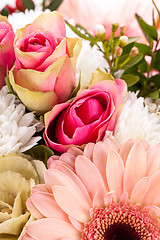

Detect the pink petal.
xmin=130 ymin=177 xmax=150 ymax=204
xmin=92 ymin=141 xmax=109 ymax=191
xmin=146 ymin=144 xmax=160 ymax=176
xmin=21 ymin=233 xmax=35 ymax=240
xmin=119 ymin=139 xmax=136 ymax=165
xmin=103 ymin=137 xmax=120 ymax=152
xmin=93 ymin=190 xmax=105 ymax=208
xmin=75 ymin=155 xmax=106 ymax=200
xmin=123 ymin=142 xmax=146 ymax=196
xmin=45 ymin=167 xmax=91 ymax=206
xmin=31 ymin=184 xmax=49 ymax=194
xmin=26 ymin=218 xmax=80 ymax=239
xmin=104 ymin=191 xmax=118 ymax=206
xmin=59 ymin=152 xmax=77 ymax=169
xmin=36 ymin=38 xmax=67 ymax=71
xmin=142 ymin=169 xmax=160 ymax=205
xmin=143 ymin=205 xmax=160 ymax=218
xmin=67 ymin=147 xmax=83 ymax=157
xmin=69 ymin=216 xmax=83 ymax=232
xmin=30 ymin=192 xmax=68 ymax=220
xmin=23 ymin=12 xmax=66 ymax=40
xmin=84 ymin=142 xmax=95 ymax=161
xmin=53 ymin=186 xmax=90 ymax=223
xmin=106 ymin=150 xmax=124 ymax=198
xmin=26 ymin=198 xmax=44 ymax=219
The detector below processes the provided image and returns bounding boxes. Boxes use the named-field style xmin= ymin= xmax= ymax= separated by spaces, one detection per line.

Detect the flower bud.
xmin=95 ymin=24 xmax=106 ymax=36
xmin=112 ymin=21 xmax=119 ymax=32
xmin=120 ymin=24 xmax=126 ymax=36
xmin=119 ymin=36 xmax=128 ymax=47
xmin=130 ymin=46 xmax=139 ymax=57
xmin=115 ymin=46 xmax=123 ymax=57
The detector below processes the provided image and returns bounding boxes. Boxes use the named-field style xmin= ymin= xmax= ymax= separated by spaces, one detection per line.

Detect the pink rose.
xmin=9 ymin=11 xmax=81 ymax=115
xmin=44 ymin=78 xmax=127 ymax=153
xmin=0 ymin=15 xmax=15 ymax=89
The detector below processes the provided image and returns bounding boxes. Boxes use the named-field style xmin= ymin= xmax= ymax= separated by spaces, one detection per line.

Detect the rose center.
xmin=82 ymin=203 xmax=160 ymax=240
xmin=76 ymin=98 xmax=104 ymax=125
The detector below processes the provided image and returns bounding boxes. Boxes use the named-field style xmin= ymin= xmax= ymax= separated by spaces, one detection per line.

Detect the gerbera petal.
xmin=104 ymin=191 xmax=118 ymax=206
xmin=142 ymin=170 xmax=160 ymax=205
xmin=93 ymin=190 xmax=105 ymax=208
xmin=106 ymin=149 xmax=124 ymax=198
xmin=30 ymin=192 xmax=68 ymax=220
xmin=92 ymin=141 xmax=109 ymax=191
xmin=45 ymin=168 xmax=91 ymax=206
xmin=26 ymin=198 xmax=44 ymax=219
xmin=69 ymin=216 xmax=83 ymax=232
xmin=53 ymin=186 xmax=90 ymax=223
xmin=119 ymin=138 xmax=136 ymax=165
xmin=143 ymin=205 xmax=160 ymax=218
xmin=84 ymin=142 xmax=95 ymax=161
xmin=26 ymin=218 xmax=80 ymax=239
xmin=146 ymin=144 xmax=160 ymax=176
xmin=130 ymin=177 xmax=150 ymax=205
xmin=123 ymin=142 xmax=146 ymax=196
xmin=75 ymin=155 xmax=106 ymax=200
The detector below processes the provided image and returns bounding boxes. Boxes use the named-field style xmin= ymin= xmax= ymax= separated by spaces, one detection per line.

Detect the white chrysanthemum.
xmin=0 ymin=86 xmax=42 ymax=155
xmin=113 ymin=92 xmax=160 ymax=145
xmin=66 ymin=21 xmax=107 ymax=88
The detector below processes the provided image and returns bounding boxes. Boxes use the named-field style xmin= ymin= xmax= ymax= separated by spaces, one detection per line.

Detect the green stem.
xmin=42 ymin=0 xmax=46 ymax=11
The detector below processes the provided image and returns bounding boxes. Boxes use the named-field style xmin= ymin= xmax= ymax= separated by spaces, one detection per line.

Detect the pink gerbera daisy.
xmin=22 ymin=138 xmax=160 ymax=239
xmin=58 ymin=0 xmax=156 ymax=40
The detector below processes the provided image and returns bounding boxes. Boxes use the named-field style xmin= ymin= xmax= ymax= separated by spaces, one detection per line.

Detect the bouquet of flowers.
xmin=0 ymin=0 xmax=160 ymax=239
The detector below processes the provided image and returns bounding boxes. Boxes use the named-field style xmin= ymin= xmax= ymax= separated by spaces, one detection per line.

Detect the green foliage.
xmin=47 ymin=0 xmax=63 ymax=11
xmin=25 ymin=145 xmax=54 ymax=166
xmin=1 ymin=7 xmax=9 ymax=17
xmin=66 ymin=0 xmax=160 ymax=100
xmin=21 ymin=0 xmax=35 ymax=10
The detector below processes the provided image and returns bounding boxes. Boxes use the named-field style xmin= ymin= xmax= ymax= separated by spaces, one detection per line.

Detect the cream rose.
xmin=0 ymin=153 xmax=46 ymax=240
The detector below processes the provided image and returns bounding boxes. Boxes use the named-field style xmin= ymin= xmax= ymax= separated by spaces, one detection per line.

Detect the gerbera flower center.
xmin=82 ymin=202 xmax=160 ymax=240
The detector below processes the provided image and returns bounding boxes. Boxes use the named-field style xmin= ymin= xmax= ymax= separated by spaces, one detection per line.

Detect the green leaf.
xmin=150 ymin=74 xmax=160 ymax=88
xmin=148 ymin=90 xmax=159 ymax=100
xmin=21 ymin=0 xmax=35 ymax=10
xmin=127 ymin=37 xmax=140 ymax=45
xmin=25 ymin=145 xmax=54 ymax=166
xmin=48 ymin=0 xmax=63 ymax=10
xmin=152 ymin=50 xmax=160 ymax=71
xmin=65 ymin=21 xmax=94 ymax=41
xmin=5 ymin=68 xmax=14 ymax=94
xmin=71 ymin=75 xmax=81 ymax=98
xmin=136 ymin=14 xmax=158 ymax=42
xmin=123 ymin=54 xmax=143 ymax=69
xmin=118 ymin=53 xmax=143 ymax=70
xmin=134 ymin=42 xmax=152 ymax=56
xmin=138 ymin=59 xmax=149 ymax=73
xmin=121 ymin=74 xmax=139 ymax=87
xmin=1 ymin=7 xmax=9 ymax=17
